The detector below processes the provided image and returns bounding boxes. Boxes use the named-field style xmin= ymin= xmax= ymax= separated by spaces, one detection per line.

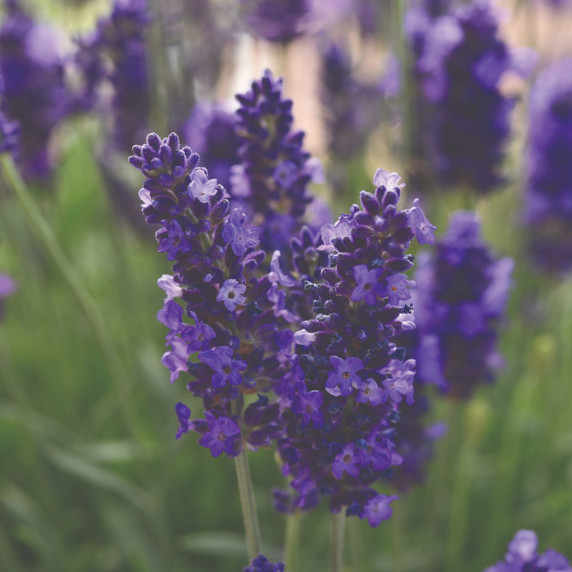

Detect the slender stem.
xmin=0 ymin=156 xmax=138 ymax=434
xmin=234 ymin=451 xmax=262 ymax=560
xmin=330 ymin=511 xmax=346 ymax=572
xmin=284 ymin=510 xmax=301 ymax=572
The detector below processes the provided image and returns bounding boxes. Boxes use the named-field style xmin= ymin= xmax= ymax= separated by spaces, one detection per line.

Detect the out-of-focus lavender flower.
xmin=524 ymin=59 xmax=572 ymax=273
xmin=415 ymin=211 xmax=513 ymax=399
xmin=77 ymin=0 xmax=151 ymax=152
xmin=233 ymin=70 xmax=320 ymax=250
xmin=0 ymin=273 xmax=16 ymax=320
xmin=184 ymin=104 xmax=240 ymax=189
xmin=484 ymin=530 xmax=572 ymax=572
xmin=240 ymin=0 xmax=312 ymax=43
xmin=0 ymin=0 xmax=73 ymax=180
xmin=0 ymin=103 xmax=19 ymax=155
xmin=407 ymin=0 xmax=520 ymax=194
xmin=273 ymin=168 xmax=435 ymax=523
xmin=320 ymin=43 xmax=383 ymax=163
xmin=243 ymin=554 xmax=285 ymax=572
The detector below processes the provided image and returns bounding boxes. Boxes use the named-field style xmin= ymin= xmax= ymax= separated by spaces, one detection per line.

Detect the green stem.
xmin=234 ymin=451 xmax=262 ymax=560
xmin=0 ymin=156 xmax=138 ymax=434
xmin=330 ymin=511 xmax=345 ymax=572
xmin=284 ymin=510 xmax=301 ymax=572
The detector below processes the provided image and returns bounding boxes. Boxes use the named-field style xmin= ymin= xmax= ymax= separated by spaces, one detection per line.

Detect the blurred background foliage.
xmin=1 ymin=0 xmax=572 ymax=570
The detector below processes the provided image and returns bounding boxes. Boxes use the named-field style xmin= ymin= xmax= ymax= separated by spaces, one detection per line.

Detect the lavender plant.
xmin=524 ymin=58 xmax=572 ymax=273
xmin=406 ymin=0 xmax=519 ymax=194
xmin=239 ymin=0 xmax=312 ymax=44
xmin=129 ymin=70 xmax=437 ymax=564
xmin=414 ymin=211 xmax=513 ymax=399
xmin=231 ymin=70 xmax=322 ymax=251
xmin=0 ymin=0 xmax=74 ymax=181
xmin=76 ymin=0 xmax=151 ymax=153
xmin=485 ymin=530 xmax=571 ymax=572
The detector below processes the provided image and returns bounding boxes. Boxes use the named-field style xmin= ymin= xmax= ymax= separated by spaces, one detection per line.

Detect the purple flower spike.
xmin=326 ymin=356 xmax=364 ymax=396
xmin=362 ymin=494 xmax=398 ymax=527
xmin=415 ymin=211 xmax=512 ymax=399
xmin=198 ymin=412 xmax=241 ymax=458
xmin=217 ymin=279 xmax=247 ymax=311
xmin=175 ymin=402 xmax=192 ymax=439
xmin=351 ymin=265 xmax=382 ymax=305
xmin=199 ymin=346 xmax=247 ymax=388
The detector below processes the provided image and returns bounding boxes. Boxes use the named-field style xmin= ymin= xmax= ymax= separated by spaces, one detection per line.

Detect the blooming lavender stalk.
xmin=414 ymin=211 xmax=513 ymax=399
xmin=232 ymin=70 xmax=322 ymax=251
xmin=273 ymin=169 xmax=436 ymax=523
xmin=524 ymin=59 xmax=572 ymax=273
xmin=77 ymin=0 xmax=151 ymax=152
xmin=485 ymin=530 xmax=571 ymax=571
xmin=239 ymin=0 xmax=312 ymax=43
xmin=0 ymin=0 xmax=72 ymax=181
xmin=406 ymin=0 xmax=518 ymax=194
xmin=184 ymin=104 xmax=240 ymax=189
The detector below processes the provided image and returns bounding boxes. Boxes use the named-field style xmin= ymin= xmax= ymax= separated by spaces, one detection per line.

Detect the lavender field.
xmin=0 ymin=0 xmax=571 ymax=570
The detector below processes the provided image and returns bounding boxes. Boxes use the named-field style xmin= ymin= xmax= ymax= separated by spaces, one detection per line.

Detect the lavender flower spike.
xmin=415 ymin=211 xmax=513 ymax=399
xmin=233 ymin=70 xmax=320 ymax=250
xmin=524 ymin=58 xmax=572 ymax=273
xmin=275 ymin=168 xmax=435 ymax=522
xmin=485 ymin=529 xmax=571 ymax=571
xmin=407 ymin=0 xmax=521 ymax=193
xmin=130 ymin=132 xmax=295 ymax=458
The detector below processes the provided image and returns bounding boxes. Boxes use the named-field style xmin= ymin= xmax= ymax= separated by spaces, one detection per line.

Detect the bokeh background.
xmin=1 ymin=0 xmax=572 ymax=570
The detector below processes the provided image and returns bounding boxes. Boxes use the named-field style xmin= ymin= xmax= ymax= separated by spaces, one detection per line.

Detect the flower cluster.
xmin=184 ymin=104 xmax=240 ymax=189
xmin=272 ymin=169 xmax=435 ymax=521
xmin=76 ymin=0 xmax=151 ymax=152
xmin=414 ymin=211 xmax=513 ymax=399
xmin=407 ymin=0 xmax=519 ymax=193
xmin=524 ymin=58 xmax=572 ymax=273
xmin=232 ymin=70 xmax=323 ymax=250
xmin=132 ymin=66 xmax=437 ymax=524
xmin=130 ymin=132 xmax=300 ymax=456
xmin=0 ymin=0 xmax=73 ymax=180
xmin=243 ymin=554 xmax=285 ymax=572
xmin=239 ymin=0 xmax=312 ymax=43
xmin=485 ymin=530 xmax=571 ymax=572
